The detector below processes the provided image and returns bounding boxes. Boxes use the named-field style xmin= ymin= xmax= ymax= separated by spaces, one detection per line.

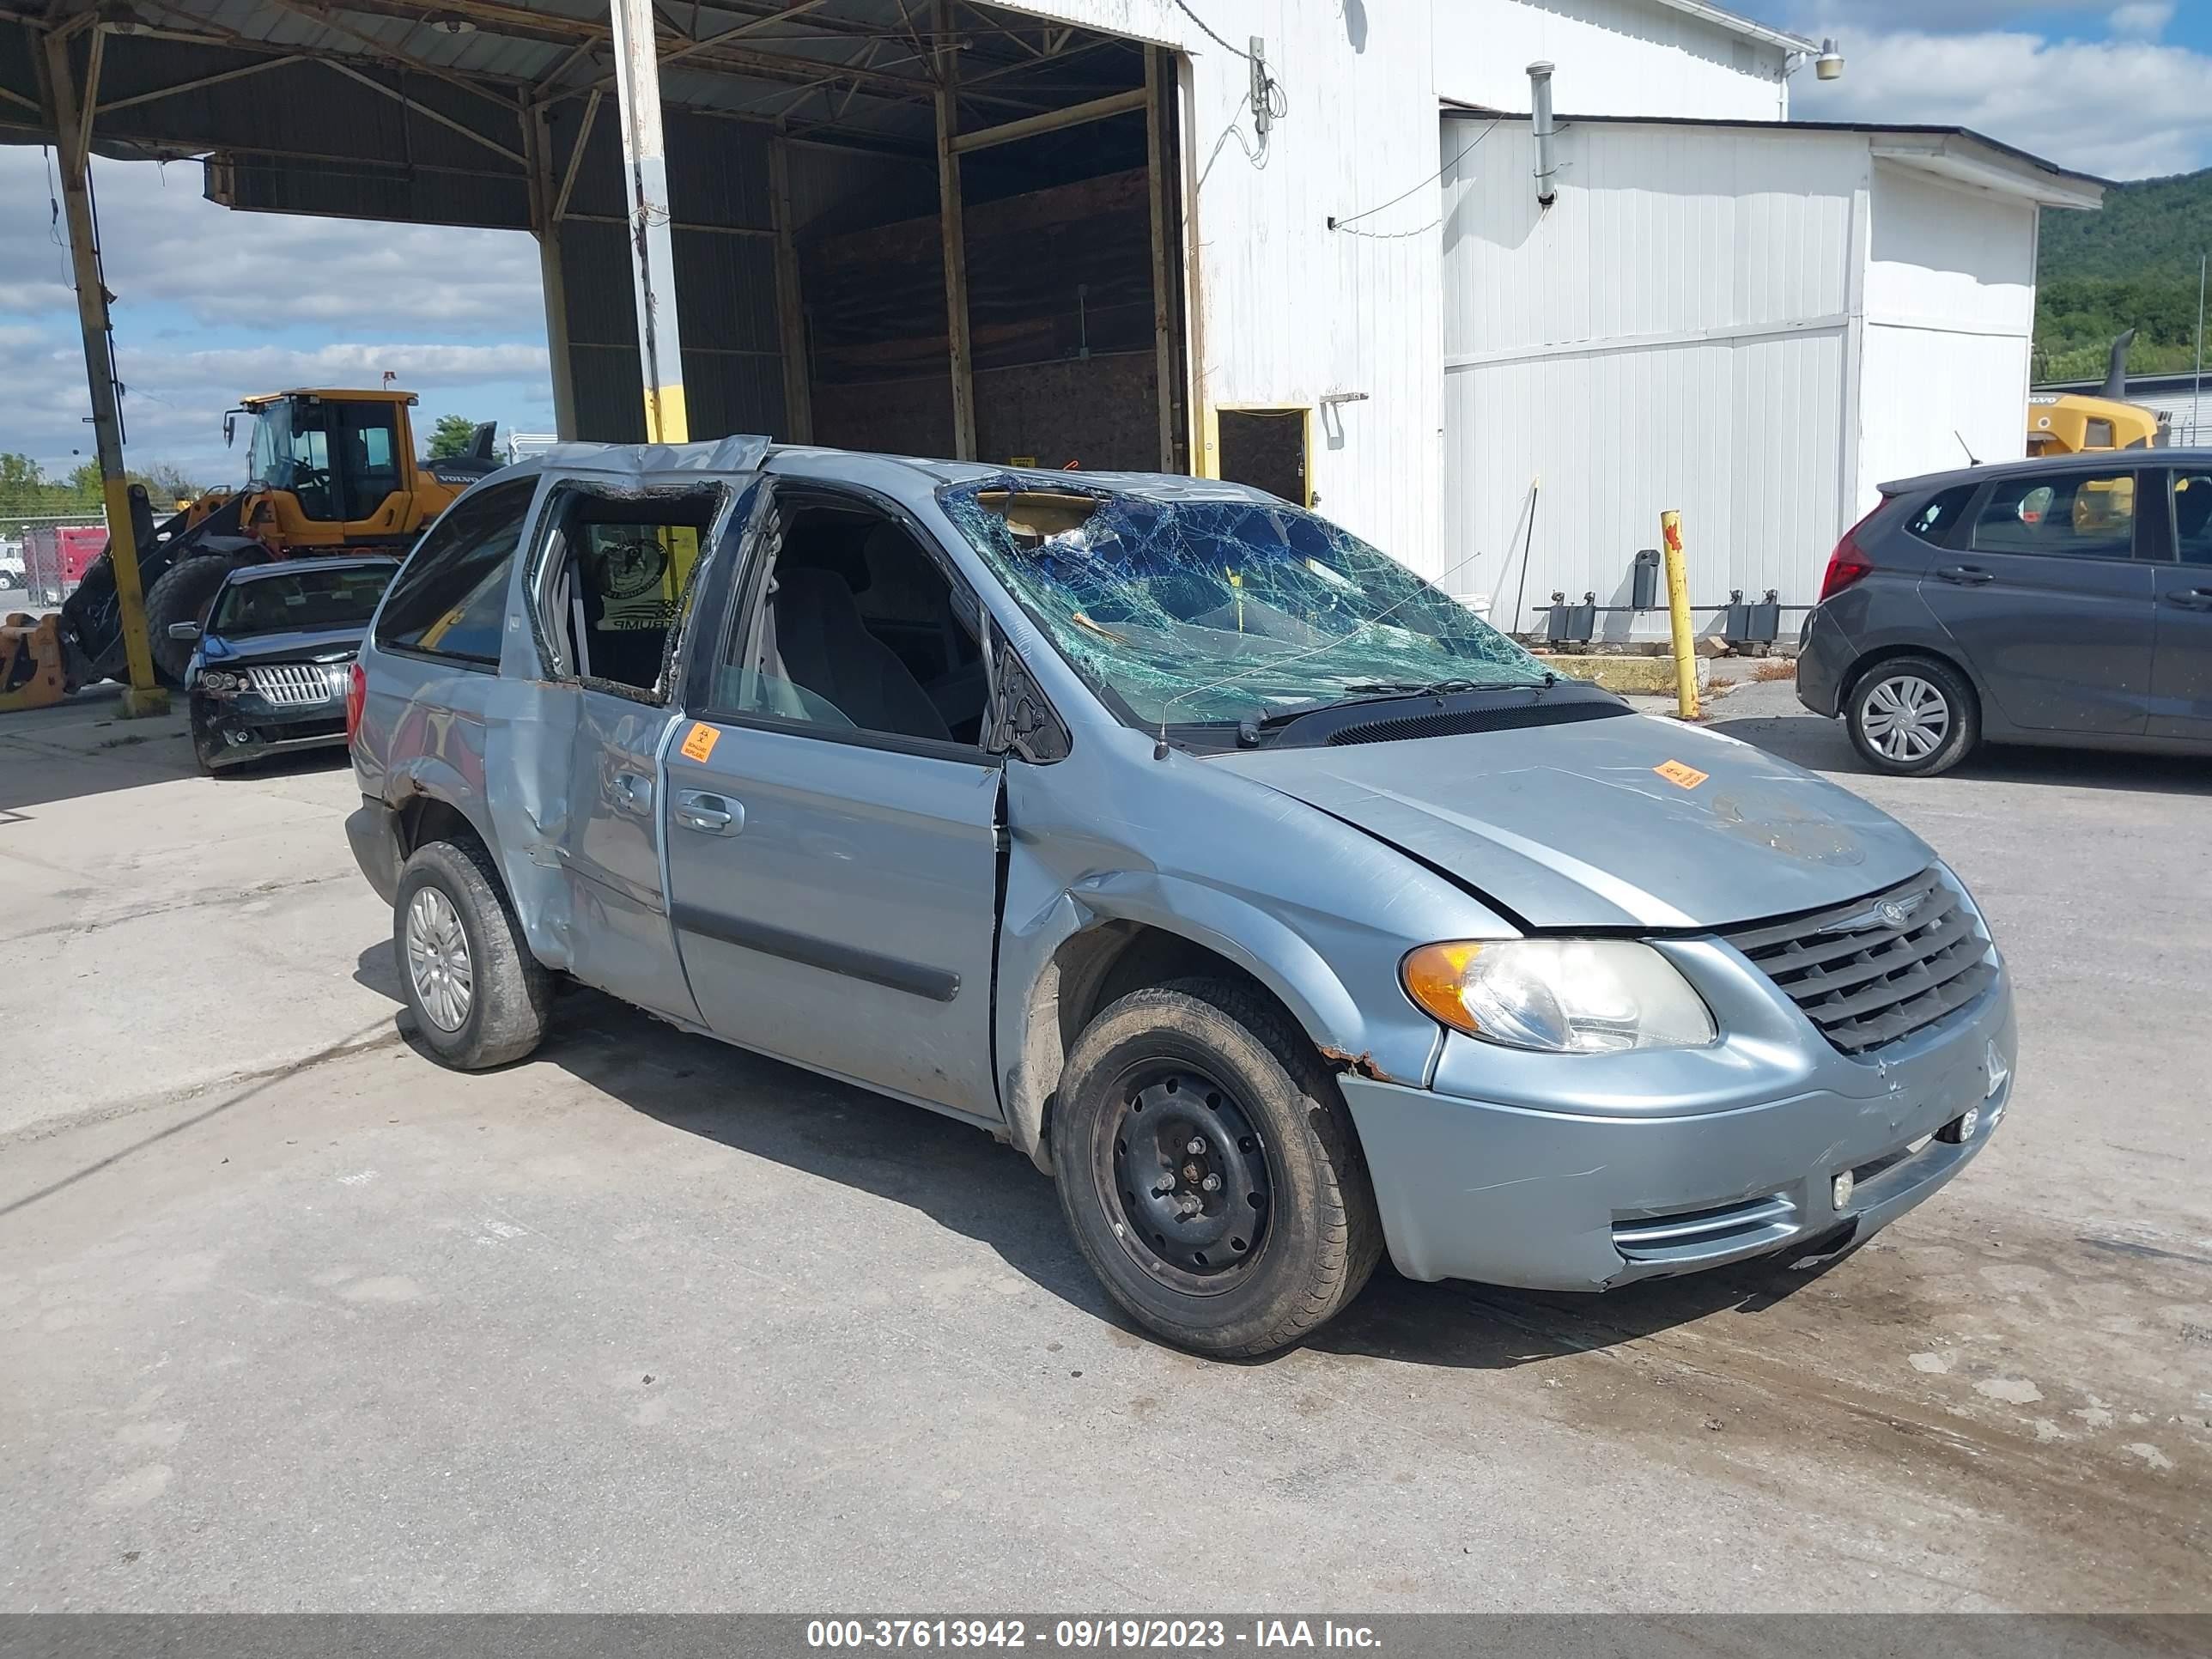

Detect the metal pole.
xmin=1659 ymin=509 xmax=1698 ymax=721
xmin=2195 ymin=252 xmax=2205 ymax=447
xmin=933 ymin=0 xmax=976 ymax=461
xmin=1145 ymin=46 xmax=1177 ymax=472
xmin=767 ymin=135 xmax=814 ymax=445
xmin=606 ymin=0 xmax=687 ymax=444
xmin=526 ymin=99 xmax=580 ymax=441
xmin=40 ymin=24 xmax=163 ymax=715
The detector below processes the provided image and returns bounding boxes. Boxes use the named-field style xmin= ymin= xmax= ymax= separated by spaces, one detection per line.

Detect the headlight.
xmin=1401 ymin=939 xmax=1717 ymax=1054
xmin=197 ymin=669 xmax=240 ymax=694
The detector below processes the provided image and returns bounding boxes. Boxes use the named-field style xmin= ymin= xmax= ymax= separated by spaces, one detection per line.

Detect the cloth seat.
xmin=770 ymin=566 xmax=951 ymax=742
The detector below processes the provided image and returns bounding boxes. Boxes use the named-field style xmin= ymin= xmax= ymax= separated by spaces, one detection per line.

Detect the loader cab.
xmin=231 ymin=390 xmax=422 ymax=548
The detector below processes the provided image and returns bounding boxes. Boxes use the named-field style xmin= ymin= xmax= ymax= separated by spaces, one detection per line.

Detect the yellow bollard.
xmin=1659 ymin=509 xmax=1698 ymax=720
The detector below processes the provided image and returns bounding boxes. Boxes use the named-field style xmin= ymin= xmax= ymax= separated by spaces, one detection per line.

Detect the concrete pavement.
xmin=1 ymin=678 xmax=2205 ymax=1612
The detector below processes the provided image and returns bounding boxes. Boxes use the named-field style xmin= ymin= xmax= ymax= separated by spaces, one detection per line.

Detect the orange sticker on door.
xmin=679 ymin=721 xmax=720 ymax=763
xmin=1654 ymin=760 xmax=1709 ymax=789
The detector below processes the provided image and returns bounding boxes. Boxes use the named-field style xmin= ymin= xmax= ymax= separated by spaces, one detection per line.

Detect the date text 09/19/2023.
xmin=805 ymin=1620 xmax=1383 ymax=1650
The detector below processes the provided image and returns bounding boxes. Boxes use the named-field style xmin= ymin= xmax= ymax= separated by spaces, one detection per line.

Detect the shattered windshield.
xmin=940 ymin=481 xmax=1540 ymax=728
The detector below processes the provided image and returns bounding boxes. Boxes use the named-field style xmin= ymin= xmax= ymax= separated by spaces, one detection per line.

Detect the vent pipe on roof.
xmin=1528 ymin=62 xmax=1558 ymax=207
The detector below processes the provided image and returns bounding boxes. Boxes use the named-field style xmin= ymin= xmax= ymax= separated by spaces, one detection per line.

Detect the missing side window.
xmin=535 ymin=484 xmax=726 ymax=702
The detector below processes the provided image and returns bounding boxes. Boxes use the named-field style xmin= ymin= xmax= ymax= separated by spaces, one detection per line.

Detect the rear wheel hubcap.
xmin=1861 ymin=674 xmax=1950 ymax=762
xmin=404 ymin=887 xmax=473 ymax=1032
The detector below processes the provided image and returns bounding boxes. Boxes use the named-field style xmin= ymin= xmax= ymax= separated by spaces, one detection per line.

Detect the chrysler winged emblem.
xmin=1822 ymin=890 xmax=1927 ymax=936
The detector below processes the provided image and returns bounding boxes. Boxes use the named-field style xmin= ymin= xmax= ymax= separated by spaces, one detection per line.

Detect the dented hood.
xmin=1212 ymin=714 xmax=1930 ymax=931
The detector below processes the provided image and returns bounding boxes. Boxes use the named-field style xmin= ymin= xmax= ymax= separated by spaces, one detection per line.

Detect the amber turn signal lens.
xmin=1401 ymin=941 xmax=1484 ymax=1035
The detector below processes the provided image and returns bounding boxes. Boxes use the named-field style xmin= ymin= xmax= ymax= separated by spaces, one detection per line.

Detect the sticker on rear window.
xmin=679 ymin=721 xmax=719 ymax=763
xmin=1655 ymin=760 xmax=1709 ymax=789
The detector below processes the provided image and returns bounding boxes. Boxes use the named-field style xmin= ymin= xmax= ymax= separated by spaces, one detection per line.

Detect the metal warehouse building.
xmin=3 ymin=0 xmax=2100 ymax=651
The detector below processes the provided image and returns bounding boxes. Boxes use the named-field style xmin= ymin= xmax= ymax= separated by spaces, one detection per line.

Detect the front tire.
xmin=1050 ymin=979 xmax=1382 ymax=1358
xmin=392 ymin=839 xmax=551 ymax=1070
xmin=145 ymin=551 xmax=258 ymax=684
xmin=1847 ymin=655 xmax=1978 ymax=777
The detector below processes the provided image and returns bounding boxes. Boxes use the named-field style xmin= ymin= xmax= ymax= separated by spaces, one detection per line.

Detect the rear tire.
xmin=145 ymin=551 xmax=259 ymax=684
xmin=392 ymin=838 xmax=551 ymax=1070
xmin=1846 ymin=654 xmax=1978 ymax=777
xmin=1050 ymin=978 xmax=1382 ymax=1358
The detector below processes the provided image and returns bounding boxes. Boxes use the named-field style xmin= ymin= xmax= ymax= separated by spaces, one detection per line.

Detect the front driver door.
xmin=2150 ymin=465 xmax=2212 ymax=742
xmin=661 ymin=483 xmax=1005 ymax=1120
xmin=1920 ymin=467 xmax=2155 ymax=736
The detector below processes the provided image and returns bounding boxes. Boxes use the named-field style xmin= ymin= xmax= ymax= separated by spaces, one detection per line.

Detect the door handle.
xmin=1934 ymin=565 xmax=1995 ymax=586
xmin=613 ymin=773 xmax=653 ymax=813
xmin=2166 ymin=587 xmax=2212 ymax=611
xmin=674 ymin=789 xmax=743 ymax=836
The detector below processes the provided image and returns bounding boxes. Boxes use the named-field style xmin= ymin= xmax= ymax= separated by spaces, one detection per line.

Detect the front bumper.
xmin=1339 ymin=973 xmax=2014 ymax=1291
xmin=190 ymin=687 xmax=348 ymax=767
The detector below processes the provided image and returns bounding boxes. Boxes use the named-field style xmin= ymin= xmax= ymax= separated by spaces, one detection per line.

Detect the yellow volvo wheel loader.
xmin=53 ymin=388 xmax=500 ymax=689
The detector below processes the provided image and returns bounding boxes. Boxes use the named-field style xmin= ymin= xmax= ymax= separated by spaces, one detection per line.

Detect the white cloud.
xmin=1790 ymin=23 xmax=2212 ymax=178
xmin=2109 ymin=3 xmax=2173 ymax=40
xmin=0 ymin=149 xmax=545 ymax=332
xmin=0 ymin=147 xmax=554 ymax=481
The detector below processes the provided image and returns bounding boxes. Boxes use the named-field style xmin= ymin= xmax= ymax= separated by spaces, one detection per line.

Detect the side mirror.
xmin=223 ymin=412 xmax=236 ymax=448
xmin=167 ymin=621 xmax=200 ymax=642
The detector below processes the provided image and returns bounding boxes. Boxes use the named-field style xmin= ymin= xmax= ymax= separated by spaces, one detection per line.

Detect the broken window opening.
xmin=532 ymin=484 xmax=729 ymax=703
xmin=939 ymin=481 xmax=1542 ymax=729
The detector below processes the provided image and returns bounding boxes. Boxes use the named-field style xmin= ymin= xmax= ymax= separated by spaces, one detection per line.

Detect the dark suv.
xmin=1799 ymin=451 xmax=2212 ymax=775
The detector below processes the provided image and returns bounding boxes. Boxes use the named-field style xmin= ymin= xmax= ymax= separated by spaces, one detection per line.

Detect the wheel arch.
xmin=996 ymin=877 xmax=1384 ymax=1176
xmin=380 ymin=763 xmax=569 ymax=972
xmin=1843 ymin=641 xmax=1983 ymax=719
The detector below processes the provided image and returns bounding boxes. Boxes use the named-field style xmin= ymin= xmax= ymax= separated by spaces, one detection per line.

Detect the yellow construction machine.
xmin=2027 ymin=330 xmax=2172 ymax=457
xmin=51 ymin=387 xmax=500 ymax=691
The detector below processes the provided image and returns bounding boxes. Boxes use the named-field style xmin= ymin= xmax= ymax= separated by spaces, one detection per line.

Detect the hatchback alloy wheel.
xmin=1857 ymin=672 xmax=1951 ymax=763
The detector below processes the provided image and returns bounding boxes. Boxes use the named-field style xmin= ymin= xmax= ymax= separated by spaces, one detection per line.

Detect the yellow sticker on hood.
xmin=1655 ymin=760 xmax=1709 ymax=789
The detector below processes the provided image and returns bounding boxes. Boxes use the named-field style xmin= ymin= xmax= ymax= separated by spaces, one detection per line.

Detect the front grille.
xmin=247 ymin=662 xmax=344 ymax=707
xmin=1724 ymin=866 xmax=1996 ymax=1055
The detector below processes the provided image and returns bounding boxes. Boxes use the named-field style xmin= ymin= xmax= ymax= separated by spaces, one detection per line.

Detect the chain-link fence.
xmin=1 ymin=510 xmax=110 ymax=605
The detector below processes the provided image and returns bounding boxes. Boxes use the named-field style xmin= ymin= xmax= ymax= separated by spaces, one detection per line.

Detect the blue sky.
xmin=4 ymin=1 xmax=2210 ymax=486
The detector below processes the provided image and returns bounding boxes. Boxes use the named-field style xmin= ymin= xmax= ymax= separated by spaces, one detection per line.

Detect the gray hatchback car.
xmin=1799 ymin=449 xmax=2212 ymax=775
xmin=345 ymin=439 xmax=2016 ymax=1357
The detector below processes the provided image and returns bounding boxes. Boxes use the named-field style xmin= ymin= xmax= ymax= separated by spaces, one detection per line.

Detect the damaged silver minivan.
xmin=345 ymin=439 xmax=2015 ymax=1358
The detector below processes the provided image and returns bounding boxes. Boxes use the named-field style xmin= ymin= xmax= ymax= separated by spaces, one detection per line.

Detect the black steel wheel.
xmin=1097 ymin=1063 xmax=1273 ymax=1295
xmin=1051 ymin=977 xmax=1382 ymax=1358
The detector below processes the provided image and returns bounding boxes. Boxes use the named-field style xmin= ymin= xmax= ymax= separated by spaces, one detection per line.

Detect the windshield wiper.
xmin=1256 ymin=674 xmax=1556 ymax=728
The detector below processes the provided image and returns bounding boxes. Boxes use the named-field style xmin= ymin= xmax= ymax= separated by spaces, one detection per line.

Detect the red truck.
xmin=21 ymin=524 xmax=106 ymax=605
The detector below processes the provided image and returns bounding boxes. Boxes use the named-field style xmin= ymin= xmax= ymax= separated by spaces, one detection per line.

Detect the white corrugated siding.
xmin=984 ymin=1 xmax=1796 ymax=574
xmin=1855 ymin=161 xmax=2039 ymax=499
xmin=1442 ymin=119 xmax=1862 ymax=630
xmin=1434 ymin=0 xmax=1790 ymax=121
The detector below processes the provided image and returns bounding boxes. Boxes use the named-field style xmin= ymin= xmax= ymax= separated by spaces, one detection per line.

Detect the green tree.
xmin=427 ymin=414 xmax=485 ymax=459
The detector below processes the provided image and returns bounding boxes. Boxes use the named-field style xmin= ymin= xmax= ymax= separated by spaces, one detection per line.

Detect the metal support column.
xmin=525 ymin=99 xmax=580 ymax=441
xmin=40 ymin=23 xmax=164 ymax=714
xmin=606 ymin=0 xmax=687 ymax=444
xmin=933 ymin=0 xmax=976 ymax=461
xmin=767 ymin=135 xmax=813 ymax=445
xmin=1144 ymin=46 xmax=1177 ymax=472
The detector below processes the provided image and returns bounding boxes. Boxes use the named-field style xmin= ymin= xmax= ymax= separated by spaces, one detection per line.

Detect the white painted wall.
xmin=1435 ymin=0 xmax=1790 ymax=120
xmin=1442 ymin=118 xmax=1863 ymax=630
xmin=1855 ymin=161 xmax=2039 ymax=501
xmin=992 ymin=0 xmax=1796 ymax=574
xmin=1441 ymin=117 xmax=2056 ymax=632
